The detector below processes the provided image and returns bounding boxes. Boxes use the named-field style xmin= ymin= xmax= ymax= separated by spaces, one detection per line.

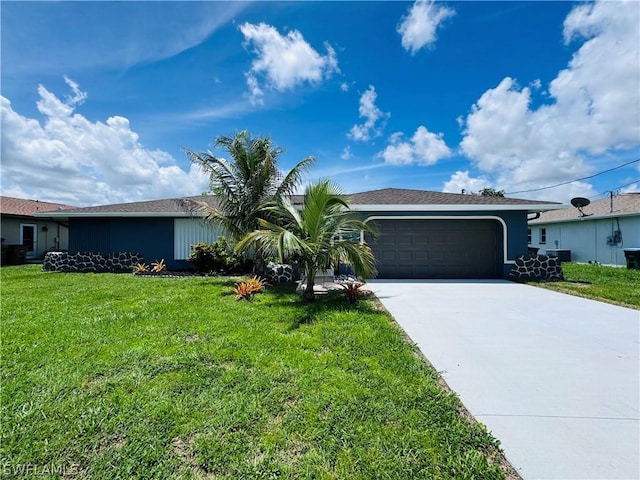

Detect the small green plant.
xmin=151 ymin=259 xmax=166 ymax=273
xmin=340 ymin=281 xmax=365 ymax=303
xmin=132 ymin=262 xmax=148 ymax=274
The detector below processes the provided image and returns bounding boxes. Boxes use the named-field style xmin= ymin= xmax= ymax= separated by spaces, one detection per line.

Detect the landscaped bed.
xmin=529 ymin=262 xmax=640 ymax=309
xmin=1 ymin=265 xmax=512 ymax=479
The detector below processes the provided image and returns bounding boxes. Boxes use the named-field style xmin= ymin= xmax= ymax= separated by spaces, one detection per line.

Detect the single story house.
xmin=1 ymin=196 xmax=73 ymax=261
xmin=38 ymin=188 xmax=561 ymax=278
xmin=528 ymin=193 xmax=640 ymax=266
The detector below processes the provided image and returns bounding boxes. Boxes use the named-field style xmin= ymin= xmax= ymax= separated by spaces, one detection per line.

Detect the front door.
xmin=20 ymin=224 xmax=37 ymax=258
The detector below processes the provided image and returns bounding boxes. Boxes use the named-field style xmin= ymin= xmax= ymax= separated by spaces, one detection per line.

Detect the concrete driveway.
xmin=369 ymin=279 xmax=639 ymax=480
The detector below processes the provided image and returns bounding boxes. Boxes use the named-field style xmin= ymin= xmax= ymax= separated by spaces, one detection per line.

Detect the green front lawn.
xmin=531 ymin=262 xmax=640 ymax=309
xmin=1 ymin=265 xmax=509 ymax=479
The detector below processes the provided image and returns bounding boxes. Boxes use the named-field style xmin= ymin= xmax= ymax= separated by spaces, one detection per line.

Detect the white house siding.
xmin=529 ymin=215 xmax=640 ymax=266
xmin=173 ymin=218 xmax=222 ymax=260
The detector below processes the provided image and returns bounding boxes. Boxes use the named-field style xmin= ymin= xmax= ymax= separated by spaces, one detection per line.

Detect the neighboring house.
xmin=1 ymin=196 xmax=73 ymax=260
xmin=528 ymin=193 xmax=640 ymax=266
xmin=40 ymin=188 xmax=561 ymax=278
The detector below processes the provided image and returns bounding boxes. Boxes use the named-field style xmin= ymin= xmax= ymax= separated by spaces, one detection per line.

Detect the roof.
xmin=529 ymin=193 xmax=640 ymax=224
xmin=345 ymin=188 xmax=558 ymax=208
xmin=36 ymin=195 xmax=220 ymax=218
xmin=0 ymin=196 xmax=75 ymax=217
xmin=36 ymin=188 xmax=562 ymax=218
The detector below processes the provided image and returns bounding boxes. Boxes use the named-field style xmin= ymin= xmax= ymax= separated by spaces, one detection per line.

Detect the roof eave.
xmin=529 ymin=210 xmax=640 ymax=224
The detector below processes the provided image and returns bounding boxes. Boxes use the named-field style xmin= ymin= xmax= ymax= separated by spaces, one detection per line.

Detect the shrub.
xmin=132 ymin=263 xmax=148 ymax=274
xmin=340 ymin=281 xmax=365 ymax=303
xmin=233 ymin=276 xmax=267 ymax=301
xmin=188 ymin=238 xmax=230 ymax=273
xmin=151 ymin=259 xmax=166 ymax=273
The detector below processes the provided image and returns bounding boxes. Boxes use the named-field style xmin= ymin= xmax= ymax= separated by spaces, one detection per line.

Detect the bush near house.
xmin=188 ymin=238 xmax=250 ymax=274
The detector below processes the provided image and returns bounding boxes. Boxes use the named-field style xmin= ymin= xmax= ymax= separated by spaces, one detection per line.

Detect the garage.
xmin=368 ymin=219 xmax=502 ymax=279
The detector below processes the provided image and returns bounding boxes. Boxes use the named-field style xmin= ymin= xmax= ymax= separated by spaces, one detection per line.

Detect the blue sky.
xmin=1 ymin=1 xmax=639 ymax=206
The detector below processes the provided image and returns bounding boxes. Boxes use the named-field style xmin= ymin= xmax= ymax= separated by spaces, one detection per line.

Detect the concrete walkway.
xmin=369 ymin=280 xmax=640 ymax=480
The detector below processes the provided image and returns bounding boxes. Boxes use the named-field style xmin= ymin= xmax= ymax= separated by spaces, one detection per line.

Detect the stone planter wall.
xmin=265 ymin=263 xmax=295 ymax=283
xmin=43 ymin=252 xmax=143 ymax=273
xmin=508 ymin=254 xmax=564 ymax=282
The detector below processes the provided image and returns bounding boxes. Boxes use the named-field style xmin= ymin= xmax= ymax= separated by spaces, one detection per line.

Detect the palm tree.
xmin=236 ymin=180 xmax=377 ymax=301
xmin=185 ymin=130 xmax=315 ymax=242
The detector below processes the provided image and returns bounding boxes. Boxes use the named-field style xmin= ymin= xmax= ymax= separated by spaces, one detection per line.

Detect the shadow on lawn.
xmin=259 ymin=284 xmax=381 ymax=331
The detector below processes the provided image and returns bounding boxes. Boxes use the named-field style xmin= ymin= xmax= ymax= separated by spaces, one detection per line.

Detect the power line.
xmin=590 ymin=179 xmax=640 ymax=199
xmin=505 ymin=158 xmax=640 ymax=195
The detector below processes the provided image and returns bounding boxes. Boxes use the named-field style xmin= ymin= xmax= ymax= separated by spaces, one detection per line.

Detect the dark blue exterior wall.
xmin=69 ymin=217 xmax=179 ymax=269
xmin=360 ymin=210 xmax=530 ymax=278
xmin=68 ymin=209 xmax=531 ymax=276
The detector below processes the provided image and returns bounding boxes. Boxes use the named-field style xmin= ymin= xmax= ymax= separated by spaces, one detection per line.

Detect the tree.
xmin=479 ymin=187 xmax=505 ymax=197
xmin=185 ymin=131 xmax=315 ymax=242
xmin=236 ymin=181 xmax=377 ymax=301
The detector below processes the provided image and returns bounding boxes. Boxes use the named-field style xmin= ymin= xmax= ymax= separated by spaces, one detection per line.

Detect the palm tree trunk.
xmin=303 ymin=269 xmax=316 ymax=301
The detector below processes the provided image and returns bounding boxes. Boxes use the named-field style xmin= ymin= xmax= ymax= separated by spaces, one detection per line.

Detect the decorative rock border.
xmin=265 ymin=263 xmax=295 ymax=283
xmin=509 ymin=254 xmax=564 ymax=282
xmin=43 ymin=252 xmax=143 ymax=273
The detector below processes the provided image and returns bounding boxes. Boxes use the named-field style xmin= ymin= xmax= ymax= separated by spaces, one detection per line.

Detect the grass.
xmin=1 ymin=265 xmax=510 ymax=479
xmin=530 ymin=262 xmax=640 ymax=309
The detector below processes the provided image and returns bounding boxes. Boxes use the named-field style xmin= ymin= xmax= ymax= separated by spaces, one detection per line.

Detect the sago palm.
xmin=185 ymin=130 xmax=314 ymax=242
xmin=236 ymin=180 xmax=377 ymax=301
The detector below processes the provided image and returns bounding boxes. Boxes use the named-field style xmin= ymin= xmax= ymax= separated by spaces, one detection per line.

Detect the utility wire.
xmin=505 ymin=158 xmax=640 ymax=195
xmin=589 ymin=179 xmax=640 ymax=199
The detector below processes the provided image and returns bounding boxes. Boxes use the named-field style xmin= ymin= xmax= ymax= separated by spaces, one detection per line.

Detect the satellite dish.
xmin=570 ymin=197 xmax=592 ymax=217
xmin=570 ymin=197 xmax=590 ymax=208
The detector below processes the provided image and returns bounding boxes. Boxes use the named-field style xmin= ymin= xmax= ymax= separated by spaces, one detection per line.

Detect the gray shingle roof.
xmin=48 ymin=195 xmax=220 ymax=216
xmin=0 ymin=196 xmax=75 ymax=216
xmin=345 ymin=188 xmax=556 ymax=206
xmin=39 ymin=188 xmax=561 ymax=217
xmin=529 ymin=193 xmax=640 ymax=224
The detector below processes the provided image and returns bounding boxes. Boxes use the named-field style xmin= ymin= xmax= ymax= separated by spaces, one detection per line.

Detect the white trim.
xmin=366 ymin=215 xmax=515 ymax=264
xmin=529 ymin=211 xmax=640 ymax=225
xmin=352 ymin=204 xmax=565 ymax=213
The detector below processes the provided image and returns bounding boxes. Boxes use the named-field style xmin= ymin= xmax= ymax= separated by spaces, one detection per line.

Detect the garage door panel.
xmin=371 ymin=219 xmax=501 ymax=279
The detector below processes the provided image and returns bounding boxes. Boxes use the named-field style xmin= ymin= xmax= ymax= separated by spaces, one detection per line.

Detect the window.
xmin=539 ymin=227 xmax=547 ymax=244
xmin=527 ymin=228 xmax=532 ymax=244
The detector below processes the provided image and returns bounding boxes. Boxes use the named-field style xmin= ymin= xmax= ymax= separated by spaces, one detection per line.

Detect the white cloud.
xmin=458 ymin=0 xmax=639 ymax=202
xmin=380 ymin=126 xmax=451 ymax=166
xmin=341 ymin=146 xmax=353 ymax=160
xmin=240 ymin=22 xmax=339 ymax=104
xmin=348 ymin=85 xmax=389 ymax=142
xmin=397 ymin=0 xmax=455 ymax=55
xmin=442 ymin=171 xmax=490 ymax=194
xmin=340 ymin=82 xmax=350 ymax=93
xmin=0 ymin=79 xmax=209 ymax=206
xmin=3 ymin=2 xmax=248 ymax=75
